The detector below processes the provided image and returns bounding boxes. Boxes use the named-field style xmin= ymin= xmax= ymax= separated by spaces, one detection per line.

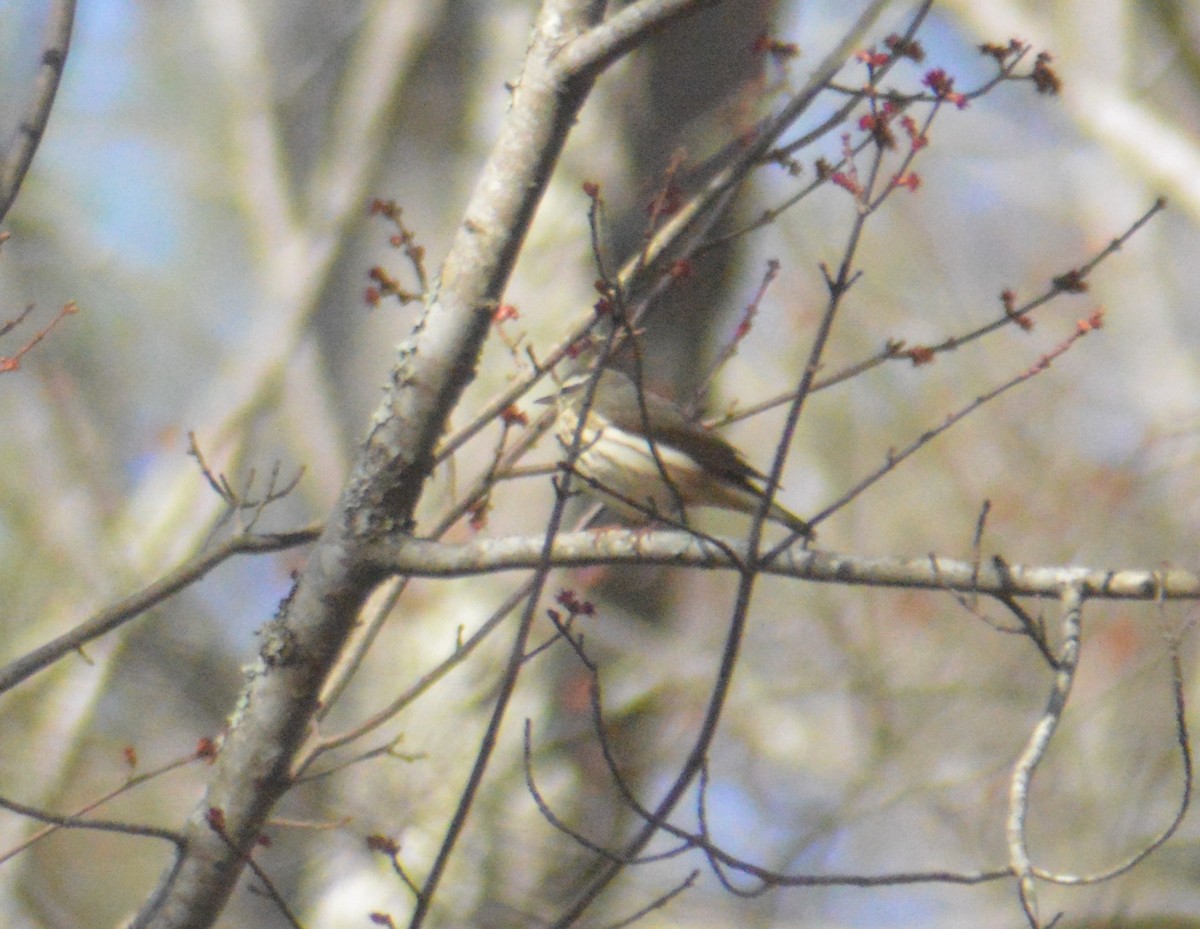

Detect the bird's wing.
xmin=605 ymin=385 xmax=769 ymax=486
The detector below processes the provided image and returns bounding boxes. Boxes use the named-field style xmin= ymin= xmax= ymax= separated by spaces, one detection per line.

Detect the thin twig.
xmin=0 ymin=525 xmax=319 ymax=694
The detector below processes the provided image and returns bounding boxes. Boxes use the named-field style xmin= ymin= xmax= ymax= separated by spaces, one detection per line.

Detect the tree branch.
xmin=361 ymin=530 xmax=1200 ymax=602
xmin=130 ymin=1 xmax=610 ymax=926
xmin=0 ymin=525 xmax=320 ymax=695
xmin=0 ymin=0 xmax=74 ymax=224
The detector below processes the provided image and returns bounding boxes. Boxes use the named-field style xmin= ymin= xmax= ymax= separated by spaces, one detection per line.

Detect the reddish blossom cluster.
xmin=1031 ymin=51 xmax=1062 ymax=95
xmin=492 ymin=303 xmax=519 ymax=323
xmin=979 ymin=38 xmax=1026 ymax=64
xmin=922 ymin=69 xmax=968 ymax=108
xmin=542 ymin=589 xmax=597 ymax=640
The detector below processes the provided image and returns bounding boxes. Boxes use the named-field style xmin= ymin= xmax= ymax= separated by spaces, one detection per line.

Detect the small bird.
xmin=546 ymin=368 xmax=812 ymax=536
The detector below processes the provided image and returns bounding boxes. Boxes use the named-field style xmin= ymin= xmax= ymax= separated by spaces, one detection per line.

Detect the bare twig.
xmin=0 ymin=525 xmax=319 ymax=694
xmin=0 ymin=300 xmax=77 ymax=372
xmin=801 ymin=311 xmax=1106 ymax=535
xmin=0 ymin=748 xmax=199 ymax=863
xmin=0 ymin=790 xmax=182 ymax=849
xmin=719 ymin=198 xmax=1165 ymax=425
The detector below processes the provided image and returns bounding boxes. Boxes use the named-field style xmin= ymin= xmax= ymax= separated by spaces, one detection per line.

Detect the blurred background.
xmin=0 ymin=1 xmax=1198 ymax=927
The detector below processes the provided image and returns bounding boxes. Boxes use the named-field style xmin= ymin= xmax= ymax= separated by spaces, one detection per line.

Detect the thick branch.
xmin=131 ymin=2 xmax=607 ymax=927
xmin=363 ymin=530 xmax=1200 ymax=602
